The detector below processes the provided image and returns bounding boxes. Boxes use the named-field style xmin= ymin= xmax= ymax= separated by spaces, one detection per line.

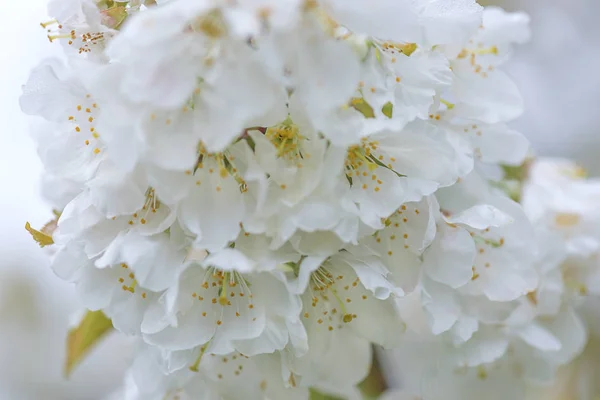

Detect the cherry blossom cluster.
xmin=384 ymin=158 xmax=600 ymax=399
xmin=22 ymin=0 xmax=593 ymax=399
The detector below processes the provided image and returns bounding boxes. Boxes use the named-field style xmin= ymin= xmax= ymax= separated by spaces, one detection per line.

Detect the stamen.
xmin=40 ymin=19 xmax=58 ymax=28
xmin=48 ymin=33 xmax=72 ymax=42
xmin=189 ymin=342 xmax=209 ymax=372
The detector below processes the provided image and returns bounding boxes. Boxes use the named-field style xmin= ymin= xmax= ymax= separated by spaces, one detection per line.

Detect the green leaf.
xmin=64 ymin=310 xmax=113 ymax=377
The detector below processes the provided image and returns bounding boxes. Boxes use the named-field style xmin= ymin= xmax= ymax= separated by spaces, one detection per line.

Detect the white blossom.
xmin=21 ymin=0 xmax=580 ymax=398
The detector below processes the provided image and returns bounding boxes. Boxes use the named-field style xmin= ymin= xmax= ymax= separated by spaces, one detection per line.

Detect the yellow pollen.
xmin=93 ymin=148 xmax=101 ymax=154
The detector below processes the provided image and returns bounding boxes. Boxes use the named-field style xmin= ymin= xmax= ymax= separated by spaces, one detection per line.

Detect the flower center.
xmin=190 ymin=268 xmax=256 ymax=324
xmin=42 ymin=19 xmax=106 ymax=54
xmin=345 ymin=139 xmax=399 ymax=192
xmin=377 ymin=41 xmax=417 ymax=57
xmin=125 ymin=188 xmax=164 ymax=226
xmin=67 ymin=95 xmax=102 ymax=155
xmin=116 ymin=263 xmax=148 ymax=299
xmin=189 ymin=144 xmax=248 ymax=193
xmin=192 ymin=9 xmax=228 ymax=38
xmin=264 ymin=120 xmax=306 ymax=165
xmin=457 ymin=45 xmax=499 ymax=77
xmin=304 ymin=266 xmax=363 ymax=329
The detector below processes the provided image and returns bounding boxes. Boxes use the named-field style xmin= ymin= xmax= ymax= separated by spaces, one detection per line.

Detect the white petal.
xmin=203 ymin=248 xmax=255 ymax=274
xmin=518 ymin=322 xmax=561 ymax=352
xmin=423 ymin=223 xmax=475 ymax=288
xmin=445 ymin=204 xmax=513 ymax=230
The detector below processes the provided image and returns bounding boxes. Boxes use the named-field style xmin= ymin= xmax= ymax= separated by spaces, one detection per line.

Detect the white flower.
xmin=125 ymin=343 xmax=308 ymax=400
xmin=283 ymin=248 xmax=405 ymax=394
xmin=442 ymin=8 xmax=531 ymax=125
xmin=20 ymin=59 xmax=106 ymax=182
xmin=279 ymin=18 xmax=362 ymax=147
xmin=357 ymin=43 xmax=453 ymax=131
xmin=55 ymin=185 xmax=175 ymax=257
xmin=22 ymin=0 xmax=549 ymax=397
xmin=364 ymin=196 xmax=438 ymax=292
xmin=142 ymin=241 xmax=307 ymax=357
xmin=323 ymin=0 xmax=483 ymax=46
xmin=105 ymin=0 xmax=290 ymax=151
xmin=243 ymin=141 xmax=363 ymax=250
xmin=43 ymin=0 xmax=120 ymax=58
xmin=443 ymin=200 xmax=538 ymax=301
xmin=51 ymin=238 xmax=182 ymax=335
xmin=247 ymin=119 xmax=332 ymax=211
xmin=386 ymin=163 xmax=597 ymax=399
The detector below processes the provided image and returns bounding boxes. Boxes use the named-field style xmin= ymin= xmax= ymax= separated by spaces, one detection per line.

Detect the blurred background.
xmin=0 ymin=0 xmax=599 ymax=398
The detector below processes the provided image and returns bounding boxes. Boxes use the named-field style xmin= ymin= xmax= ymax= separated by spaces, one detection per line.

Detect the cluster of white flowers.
xmin=385 ymin=158 xmax=600 ymax=399
xmin=24 ymin=0 xmax=599 ymax=399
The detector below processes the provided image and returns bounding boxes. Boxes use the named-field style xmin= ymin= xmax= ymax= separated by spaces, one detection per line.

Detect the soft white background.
xmin=0 ymin=0 xmax=599 ymax=398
